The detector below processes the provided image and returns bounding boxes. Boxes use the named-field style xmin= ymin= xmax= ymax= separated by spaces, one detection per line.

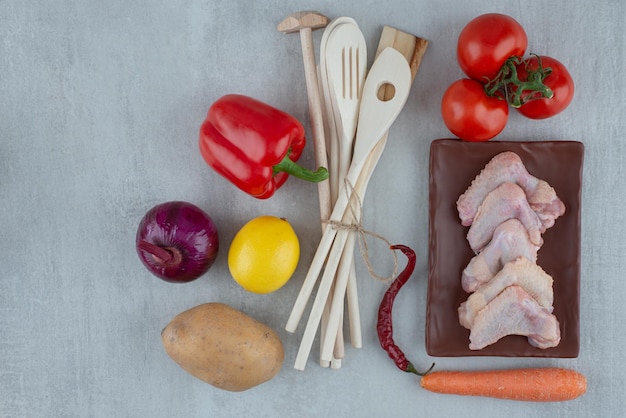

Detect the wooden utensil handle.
xmin=300 ymin=28 xmax=332 ymax=224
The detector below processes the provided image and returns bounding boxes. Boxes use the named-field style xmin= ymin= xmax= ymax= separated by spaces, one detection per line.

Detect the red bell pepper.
xmin=199 ymin=94 xmax=328 ymax=199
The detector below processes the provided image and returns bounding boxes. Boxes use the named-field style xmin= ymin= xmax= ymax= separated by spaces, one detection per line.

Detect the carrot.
xmin=420 ymin=368 xmax=586 ymax=402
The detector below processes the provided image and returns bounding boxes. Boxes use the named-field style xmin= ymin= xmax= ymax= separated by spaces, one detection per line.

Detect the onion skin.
xmin=136 ymin=201 xmax=219 ymax=283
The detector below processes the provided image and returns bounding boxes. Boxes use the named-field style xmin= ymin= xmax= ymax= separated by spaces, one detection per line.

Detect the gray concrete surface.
xmin=1 ymin=0 xmax=624 ymax=416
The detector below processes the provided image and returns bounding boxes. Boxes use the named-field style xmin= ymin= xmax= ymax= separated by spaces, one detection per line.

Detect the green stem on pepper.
xmin=484 ymin=55 xmax=554 ymax=108
xmin=273 ymin=153 xmax=329 ymax=183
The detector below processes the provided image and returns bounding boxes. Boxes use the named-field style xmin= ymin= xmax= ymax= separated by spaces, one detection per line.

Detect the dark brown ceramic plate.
xmin=426 ymin=139 xmax=584 ymax=357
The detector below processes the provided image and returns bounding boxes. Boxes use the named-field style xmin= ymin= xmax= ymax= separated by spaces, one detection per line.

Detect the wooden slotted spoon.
xmin=320 ymin=21 xmax=367 ymax=359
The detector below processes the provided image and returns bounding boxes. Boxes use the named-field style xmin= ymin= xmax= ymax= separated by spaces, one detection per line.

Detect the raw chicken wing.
xmin=459 ymin=256 xmax=553 ymax=329
xmin=457 ymin=151 xmax=565 ymax=230
xmin=462 ymin=219 xmax=541 ymax=293
xmin=467 ymin=182 xmax=543 ymax=253
xmin=469 ymin=285 xmax=561 ymax=350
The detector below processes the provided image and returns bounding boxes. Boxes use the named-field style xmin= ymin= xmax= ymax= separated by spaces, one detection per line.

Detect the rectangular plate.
xmin=426 ymin=139 xmax=584 ymax=357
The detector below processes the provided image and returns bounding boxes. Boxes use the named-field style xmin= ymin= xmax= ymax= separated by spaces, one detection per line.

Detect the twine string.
xmin=323 ymin=180 xmax=398 ymax=283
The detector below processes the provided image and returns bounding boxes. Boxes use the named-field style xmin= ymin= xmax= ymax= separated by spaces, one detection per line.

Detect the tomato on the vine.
xmin=441 ymin=78 xmax=509 ymax=142
xmin=514 ymin=55 xmax=575 ymax=119
xmin=457 ymin=13 xmax=528 ymax=81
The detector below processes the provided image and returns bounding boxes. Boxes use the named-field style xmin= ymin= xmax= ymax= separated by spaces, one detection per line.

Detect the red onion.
xmin=136 ymin=201 xmax=219 ymax=283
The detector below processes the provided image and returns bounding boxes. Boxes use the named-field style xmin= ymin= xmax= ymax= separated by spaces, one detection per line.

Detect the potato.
xmin=161 ymin=302 xmax=284 ymax=392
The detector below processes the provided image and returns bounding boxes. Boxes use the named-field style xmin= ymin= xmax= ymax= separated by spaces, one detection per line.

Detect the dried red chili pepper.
xmin=377 ymin=244 xmax=435 ymax=376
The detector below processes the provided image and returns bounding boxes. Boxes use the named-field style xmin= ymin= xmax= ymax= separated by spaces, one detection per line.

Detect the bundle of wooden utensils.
xmin=278 ymin=11 xmax=428 ymax=370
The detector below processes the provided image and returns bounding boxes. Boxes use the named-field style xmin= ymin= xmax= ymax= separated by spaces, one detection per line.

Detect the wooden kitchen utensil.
xmin=321 ymin=20 xmax=368 ymax=358
xmin=290 ymin=47 xmax=412 ymax=370
xmin=277 ymin=11 xmax=332 ymax=233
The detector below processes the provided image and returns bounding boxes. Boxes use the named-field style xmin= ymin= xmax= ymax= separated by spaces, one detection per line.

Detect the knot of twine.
xmin=323 ymin=180 xmax=398 ymax=283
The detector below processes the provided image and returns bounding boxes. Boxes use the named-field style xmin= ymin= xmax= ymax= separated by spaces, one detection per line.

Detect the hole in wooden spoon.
xmin=377 ymin=82 xmax=396 ymax=101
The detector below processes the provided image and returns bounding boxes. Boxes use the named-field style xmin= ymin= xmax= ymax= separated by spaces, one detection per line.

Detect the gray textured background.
xmin=1 ymin=0 xmax=624 ymax=417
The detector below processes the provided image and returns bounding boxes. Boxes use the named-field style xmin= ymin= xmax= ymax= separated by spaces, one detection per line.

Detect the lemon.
xmin=228 ymin=216 xmax=300 ymax=294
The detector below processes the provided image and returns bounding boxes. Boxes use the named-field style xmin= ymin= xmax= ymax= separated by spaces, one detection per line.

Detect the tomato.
xmin=515 ymin=56 xmax=575 ymax=119
xmin=457 ymin=13 xmax=528 ymax=81
xmin=441 ymin=79 xmax=509 ymax=142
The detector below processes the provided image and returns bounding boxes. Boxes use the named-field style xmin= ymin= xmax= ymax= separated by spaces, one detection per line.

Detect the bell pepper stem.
xmin=273 ymin=154 xmax=329 ymax=183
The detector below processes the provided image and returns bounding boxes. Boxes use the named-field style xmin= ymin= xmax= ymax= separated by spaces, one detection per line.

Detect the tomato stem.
xmin=484 ymin=55 xmax=554 ymax=108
